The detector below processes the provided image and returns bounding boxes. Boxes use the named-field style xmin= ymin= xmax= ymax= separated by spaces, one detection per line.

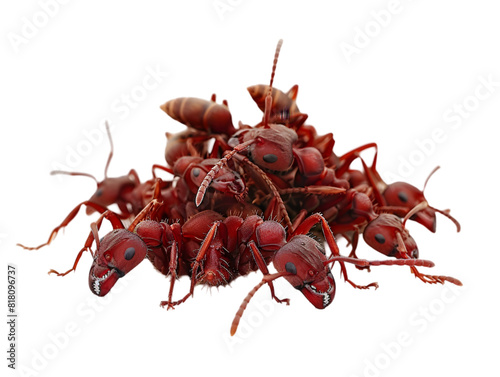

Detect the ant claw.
xmin=276 ymin=297 xmax=290 ymax=305
xmin=347 ymin=279 xmax=378 ymax=290
xmin=160 ymin=301 xmax=176 ymax=310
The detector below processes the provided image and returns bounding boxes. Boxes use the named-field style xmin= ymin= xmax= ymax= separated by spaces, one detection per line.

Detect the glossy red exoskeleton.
xmin=19 ymin=38 xmax=462 ymax=338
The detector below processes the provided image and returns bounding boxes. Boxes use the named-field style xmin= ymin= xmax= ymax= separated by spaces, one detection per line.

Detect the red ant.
xmin=315 ymin=185 xmax=462 ymax=286
xmin=33 ymin=175 xmax=436 ymax=317
xmin=193 ymin=40 xmax=346 ymax=230
xmin=50 ymin=121 xmax=146 ymax=219
xmin=195 ymin=40 xmax=296 ymax=207
xmin=160 ymin=93 xmax=237 ymax=136
xmin=229 ymin=211 xmax=437 ymax=336
xmin=336 ymin=142 xmax=461 ymax=233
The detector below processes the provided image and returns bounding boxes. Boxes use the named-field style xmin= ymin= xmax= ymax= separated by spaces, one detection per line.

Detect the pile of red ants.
xmin=20 ymin=40 xmax=461 ymax=336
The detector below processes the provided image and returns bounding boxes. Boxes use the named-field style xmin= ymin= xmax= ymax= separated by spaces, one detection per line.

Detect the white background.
xmin=1 ymin=1 xmax=499 ymax=376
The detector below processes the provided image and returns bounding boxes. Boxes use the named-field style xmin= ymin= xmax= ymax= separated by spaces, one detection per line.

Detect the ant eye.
xmin=104 ymin=253 xmax=111 ymax=261
xmin=192 ymin=168 xmax=200 ymax=177
xmin=96 ymin=189 xmax=103 ymax=197
xmin=375 ymin=234 xmax=386 ymax=244
xmin=411 ymin=248 xmax=419 ymax=259
xmin=285 ymin=262 xmax=297 ymax=274
xmin=124 ymin=247 xmax=136 ymax=260
xmin=263 ymin=154 xmax=278 ymax=163
xmin=398 ymin=191 xmax=408 ymax=203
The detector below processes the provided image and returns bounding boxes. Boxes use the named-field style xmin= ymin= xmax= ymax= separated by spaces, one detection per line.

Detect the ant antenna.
xmin=263 ymin=39 xmax=283 ymax=127
xmin=195 ymin=40 xmax=286 ymax=208
xmin=419 ymin=166 xmax=461 ymax=232
xmin=103 ymin=120 xmax=113 ymax=179
xmin=423 ymin=166 xmax=440 ymax=192
xmin=50 ymin=121 xmax=114 ymax=185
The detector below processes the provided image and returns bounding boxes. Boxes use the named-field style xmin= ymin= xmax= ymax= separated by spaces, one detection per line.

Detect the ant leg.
xmin=290 ymin=209 xmax=308 ymax=235
xmin=394 ymin=232 xmax=462 ymax=286
xmin=293 ymin=213 xmax=377 ymax=290
xmin=127 ymin=196 xmax=164 ymax=231
xmin=159 ymin=224 xmax=182 ymax=310
xmin=322 ymin=256 xmax=437 ymax=289
xmin=208 ymin=134 xmax=232 ymax=158
xmin=17 ymin=201 xmax=109 ymax=250
xmin=169 ymin=221 xmax=221 ymax=307
xmin=152 ymin=164 xmax=174 ymax=177
xmin=248 ymin=241 xmax=290 ymax=305
xmin=48 ymin=210 xmax=125 ymax=276
xmin=324 ymin=256 xmax=435 ymax=268
xmin=278 ymin=186 xmax=346 ymax=196
xmin=236 ymin=155 xmax=293 ymax=230
xmin=336 ymin=142 xmax=378 ymax=177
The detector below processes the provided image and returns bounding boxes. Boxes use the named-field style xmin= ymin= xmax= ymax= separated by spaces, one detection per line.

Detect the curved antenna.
xmin=50 ymin=170 xmax=99 ymax=184
xmin=323 ymin=255 xmax=435 ymax=268
xmin=402 ymin=200 xmax=461 ymax=232
xmin=90 ymin=222 xmax=101 ymax=254
xmin=103 ymin=120 xmax=113 ymax=179
xmin=402 ymin=202 xmax=430 ymax=228
xmin=50 ymin=120 xmax=114 ymax=184
xmin=195 ymin=139 xmax=255 ymax=206
xmin=196 ymin=40 xmax=285 ymax=207
xmin=428 ymin=206 xmax=461 ymax=232
xmin=416 ymin=166 xmax=461 ymax=232
xmin=423 ymin=166 xmax=440 ymax=192
xmin=230 ymin=271 xmax=289 ymax=336
xmin=263 ymin=39 xmax=283 ymax=127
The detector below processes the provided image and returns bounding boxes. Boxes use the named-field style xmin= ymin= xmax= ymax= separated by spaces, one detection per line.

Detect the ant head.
xmin=86 ymin=174 xmax=137 ymax=214
xmin=363 ymin=213 xmax=419 ymax=259
xmin=88 ymin=229 xmax=147 ymax=296
xmin=245 ymin=124 xmax=298 ymax=172
xmin=383 ymin=181 xmax=436 ymax=233
xmin=233 ymin=39 xmax=296 ymax=171
xmin=273 ymin=235 xmax=335 ymax=309
xmin=383 ymin=167 xmax=461 ymax=233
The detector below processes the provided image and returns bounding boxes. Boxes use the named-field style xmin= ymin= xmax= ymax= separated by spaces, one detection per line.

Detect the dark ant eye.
xmin=124 ymin=247 xmax=136 ymax=260
xmin=263 ymin=154 xmax=278 ymax=163
xmin=375 ymin=234 xmax=386 ymax=244
xmin=192 ymin=168 xmax=200 ymax=177
xmin=411 ymin=248 xmax=419 ymax=259
xmin=96 ymin=189 xmax=103 ymax=197
xmin=398 ymin=191 xmax=408 ymax=203
xmin=285 ymin=262 xmax=297 ymax=274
